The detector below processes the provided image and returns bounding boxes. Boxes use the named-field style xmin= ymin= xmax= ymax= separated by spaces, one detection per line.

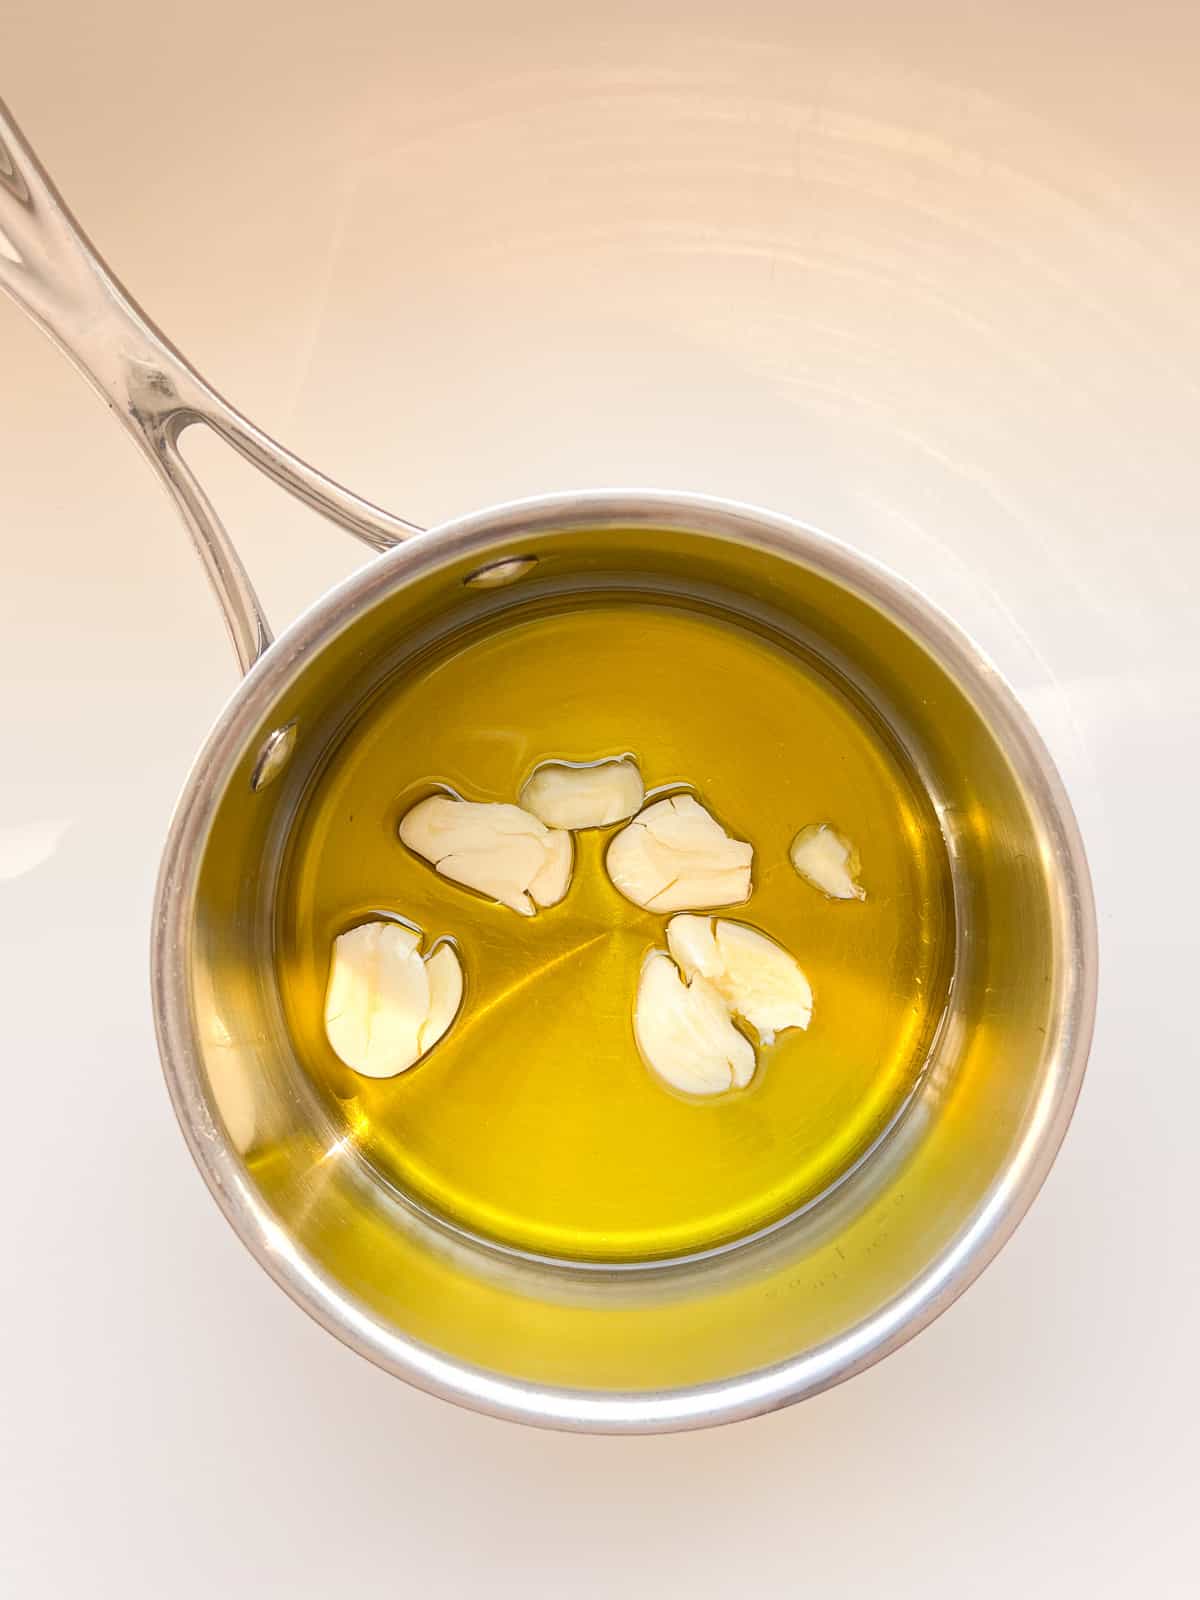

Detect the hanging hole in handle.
xmin=251 ymin=721 xmax=298 ymax=792
xmin=464 ymin=555 xmax=538 ymax=589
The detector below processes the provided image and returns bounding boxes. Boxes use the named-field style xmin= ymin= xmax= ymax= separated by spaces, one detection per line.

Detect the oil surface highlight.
xmin=276 ymin=596 xmax=953 ymax=1263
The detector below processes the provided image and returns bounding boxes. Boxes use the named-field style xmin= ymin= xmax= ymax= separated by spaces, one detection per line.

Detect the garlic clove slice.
xmin=789 ymin=823 xmax=865 ymax=901
xmin=606 ymin=794 xmax=753 ymax=912
xmin=420 ymin=941 xmax=465 ymax=1052
xmin=664 ymin=909 xmax=723 ymax=979
xmin=520 ymin=757 xmax=645 ymax=830
xmin=527 ymin=825 xmax=573 ymax=907
xmin=633 ymin=950 xmax=756 ymax=1095
xmin=668 ymin=915 xmax=813 ymax=1044
xmin=324 ymin=920 xmax=446 ymax=1078
xmin=399 ymin=794 xmax=572 ymax=915
xmin=714 ymin=919 xmax=813 ymax=1042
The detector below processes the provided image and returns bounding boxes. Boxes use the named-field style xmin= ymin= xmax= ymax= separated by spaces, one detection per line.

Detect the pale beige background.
xmin=1 ymin=2 xmax=1197 ymax=1595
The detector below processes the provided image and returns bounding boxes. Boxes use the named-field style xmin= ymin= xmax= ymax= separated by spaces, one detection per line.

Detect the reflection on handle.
xmin=0 ymin=95 xmax=421 ymax=675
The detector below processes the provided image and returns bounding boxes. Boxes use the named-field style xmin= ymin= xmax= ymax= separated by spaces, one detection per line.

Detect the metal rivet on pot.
xmin=250 ymin=720 xmax=298 ymax=792
xmin=464 ymin=555 xmax=538 ymax=589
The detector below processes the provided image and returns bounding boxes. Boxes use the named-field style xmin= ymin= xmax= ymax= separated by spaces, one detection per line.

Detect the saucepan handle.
xmin=0 ymin=95 xmax=420 ymax=674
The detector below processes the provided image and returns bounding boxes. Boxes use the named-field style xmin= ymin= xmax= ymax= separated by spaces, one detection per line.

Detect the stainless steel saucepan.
xmin=0 ymin=96 xmax=1097 ymax=1432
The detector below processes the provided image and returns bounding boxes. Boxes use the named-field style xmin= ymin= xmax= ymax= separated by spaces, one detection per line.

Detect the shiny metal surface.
xmin=0 ymin=96 xmax=415 ymax=673
xmin=158 ymin=494 xmax=1096 ymax=1429
xmin=0 ymin=95 xmax=1094 ymax=1431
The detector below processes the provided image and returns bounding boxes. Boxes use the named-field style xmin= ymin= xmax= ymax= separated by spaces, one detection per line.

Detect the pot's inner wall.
xmin=187 ymin=523 xmax=1064 ymax=1394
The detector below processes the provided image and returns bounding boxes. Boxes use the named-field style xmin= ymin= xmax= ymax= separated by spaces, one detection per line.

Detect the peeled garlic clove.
xmin=634 ymin=950 xmax=756 ymax=1095
xmin=420 ymin=942 xmax=465 ymax=1052
xmin=324 ymin=921 xmax=425 ymax=1074
xmin=527 ymin=825 xmax=573 ymax=907
xmin=691 ymin=917 xmax=814 ymax=1042
xmin=520 ymin=757 xmax=645 ymax=830
xmin=399 ymin=794 xmax=572 ymax=915
xmin=668 ymin=915 xmax=813 ymax=1043
xmin=714 ymin=920 xmax=812 ymax=1041
xmin=789 ymin=823 xmax=865 ymax=901
xmin=606 ymin=794 xmax=753 ymax=912
xmin=324 ymin=921 xmax=463 ymax=1078
xmin=664 ymin=910 xmax=722 ymax=979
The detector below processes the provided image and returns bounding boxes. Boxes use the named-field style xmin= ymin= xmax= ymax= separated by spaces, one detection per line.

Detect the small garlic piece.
xmin=605 ymin=794 xmax=753 ymax=912
xmin=520 ymin=757 xmax=644 ymax=830
xmin=422 ymin=942 xmax=466 ymax=1050
xmin=399 ymin=794 xmax=573 ymax=915
xmin=634 ymin=950 xmax=756 ymax=1096
xmin=527 ymin=824 xmax=573 ymax=907
xmin=789 ymin=823 xmax=865 ymax=901
xmin=667 ymin=915 xmax=813 ymax=1044
xmin=324 ymin=921 xmax=463 ymax=1078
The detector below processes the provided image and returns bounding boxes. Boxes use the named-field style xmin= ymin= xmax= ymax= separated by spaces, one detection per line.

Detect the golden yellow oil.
xmin=275 ymin=593 xmax=954 ymax=1263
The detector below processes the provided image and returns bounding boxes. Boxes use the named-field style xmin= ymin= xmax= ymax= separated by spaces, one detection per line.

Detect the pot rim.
xmin=151 ymin=487 xmax=1097 ymax=1433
